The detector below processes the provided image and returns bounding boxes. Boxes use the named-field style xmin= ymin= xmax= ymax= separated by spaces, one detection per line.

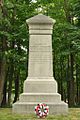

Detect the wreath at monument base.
xmin=35 ymin=103 xmax=49 ymax=118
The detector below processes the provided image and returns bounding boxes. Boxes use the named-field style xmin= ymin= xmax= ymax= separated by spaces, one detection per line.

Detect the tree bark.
xmin=76 ymin=63 xmax=80 ymax=105
xmin=60 ymin=57 xmax=64 ymax=100
xmin=66 ymin=55 xmax=70 ymax=105
xmin=64 ymin=0 xmax=75 ymax=107
xmin=0 ymin=60 xmax=6 ymax=106
xmin=7 ymin=59 xmax=14 ymax=106
xmin=68 ymin=53 xmax=75 ymax=107
xmin=0 ymin=39 xmax=7 ymax=106
xmin=0 ymin=0 xmax=7 ymax=106
xmin=13 ymin=68 xmax=20 ymax=103
xmin=7 ymin=41 xmax=14 ymax=106
xmin=1 ymin=79 xmax=7 ymax=106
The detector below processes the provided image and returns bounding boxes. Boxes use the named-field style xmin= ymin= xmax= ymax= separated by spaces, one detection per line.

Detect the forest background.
xmin=0 ymin=0 xmax=80 ymax=108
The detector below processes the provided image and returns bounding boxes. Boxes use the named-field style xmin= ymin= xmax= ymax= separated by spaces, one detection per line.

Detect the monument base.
xmin=12 ymin=78 xmax=68 ymax=114
xmin=13 ymin=102 xmax=68 ymax=114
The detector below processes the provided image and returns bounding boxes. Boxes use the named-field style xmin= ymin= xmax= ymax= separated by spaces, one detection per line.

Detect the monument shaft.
xmin=28 ymin=35 xmax=53 ymax=78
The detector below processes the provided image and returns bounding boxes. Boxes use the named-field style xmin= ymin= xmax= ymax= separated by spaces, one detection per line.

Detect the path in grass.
xmin=0 ymin=108 xmax=80 ymax=120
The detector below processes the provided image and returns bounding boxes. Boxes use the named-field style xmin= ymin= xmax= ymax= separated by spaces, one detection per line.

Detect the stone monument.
xmin=13 ymin=14 xmax=68 ymax=114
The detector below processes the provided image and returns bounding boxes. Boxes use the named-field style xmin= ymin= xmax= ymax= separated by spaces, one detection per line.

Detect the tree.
xmin=0 ymin=0 xmax=8 ymax=106
xmin=0 ymin=0 xmax=36 ymax=106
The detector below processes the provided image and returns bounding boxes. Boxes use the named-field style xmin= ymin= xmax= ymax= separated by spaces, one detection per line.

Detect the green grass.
xmin=0 ymin=108 xmax=80 ymax=120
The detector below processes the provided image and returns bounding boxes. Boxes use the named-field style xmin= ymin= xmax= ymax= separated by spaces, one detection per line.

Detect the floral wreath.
xmin=35 ymin=103 xmax=49 ymax=118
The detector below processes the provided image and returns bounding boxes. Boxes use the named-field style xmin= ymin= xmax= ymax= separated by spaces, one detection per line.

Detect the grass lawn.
xmin=0 ymin=108 xmax=80 ymax=120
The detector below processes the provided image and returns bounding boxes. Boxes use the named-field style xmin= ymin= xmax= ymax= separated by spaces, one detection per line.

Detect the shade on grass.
xmin=0 ymin=108 xmax=80 ymax=120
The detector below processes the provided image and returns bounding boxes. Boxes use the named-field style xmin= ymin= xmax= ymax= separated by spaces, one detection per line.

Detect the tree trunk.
xmin=13 ymin=42 xmax=20 ymax=103
xmin=76 ymin=63 xmax=80 ymax=105
xmin=0 ymin=37 xmax=7 ymax=106
xmin=64 ymin=0 xmax=75 ymax=107
xmin=0 ymin=0 xmax=7 ymax=106
xmin=60 ymin=57 xmax=64 ymax=100
xmin=1 ymin=66 xmax=10 ymax=106
xmin=79 ymin=88 xmax=80 ymax=105
xmin=7 ymin=59 xmax=14 ymax=106
xmin=66 ymin=55 xmax=70 ymax=105
xmin=0 ymin=58 xmax=6 ymax=106
xmin=1 ymin=79 xmax=7 ymax=106
xmin=68 ymin=53 xmax=75 ymax=107
xmin=13 ymin=68 xmax=20 ymax=103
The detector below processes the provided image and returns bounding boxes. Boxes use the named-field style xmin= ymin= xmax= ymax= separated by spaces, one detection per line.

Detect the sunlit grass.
xmin=0 ymin=108 xmax=80 ymax=120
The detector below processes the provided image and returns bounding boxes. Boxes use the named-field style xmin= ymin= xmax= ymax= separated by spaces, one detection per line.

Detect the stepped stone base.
xmin=19 ymin=93 xmax=61 ymax=103
xmin=13 ymin=101 xmax=68 ymax=114
xmin=13 ymin=78 xmax=68 ymax=114
xmin=23 ymin=78 xmax=58 ymax=93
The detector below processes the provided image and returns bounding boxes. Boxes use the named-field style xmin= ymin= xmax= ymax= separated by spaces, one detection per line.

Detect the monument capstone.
xmin=13 ymin=14 xmax=68 ymax=114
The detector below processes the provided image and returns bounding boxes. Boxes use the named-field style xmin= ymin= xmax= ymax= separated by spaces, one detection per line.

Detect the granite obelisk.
xmin=13 ymin=14 xmax=68 ymax=114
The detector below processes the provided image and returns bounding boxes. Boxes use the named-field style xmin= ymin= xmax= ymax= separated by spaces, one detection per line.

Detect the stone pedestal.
xmin=13 ymin=14 xmax=68 ymax=114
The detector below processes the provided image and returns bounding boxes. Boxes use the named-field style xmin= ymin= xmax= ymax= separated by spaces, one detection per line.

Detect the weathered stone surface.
xmin=19 ymin=93 xmax=61 ymax=103
xmin=24 ymin=78 xmax=57 ymax=93
xmin=13 ymin=102 xmax=68 ymax=114
xmin=13 ymin=14 xmax=68 ymax=114
xmin=26 ymin=14 xmax=56 ymax=24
